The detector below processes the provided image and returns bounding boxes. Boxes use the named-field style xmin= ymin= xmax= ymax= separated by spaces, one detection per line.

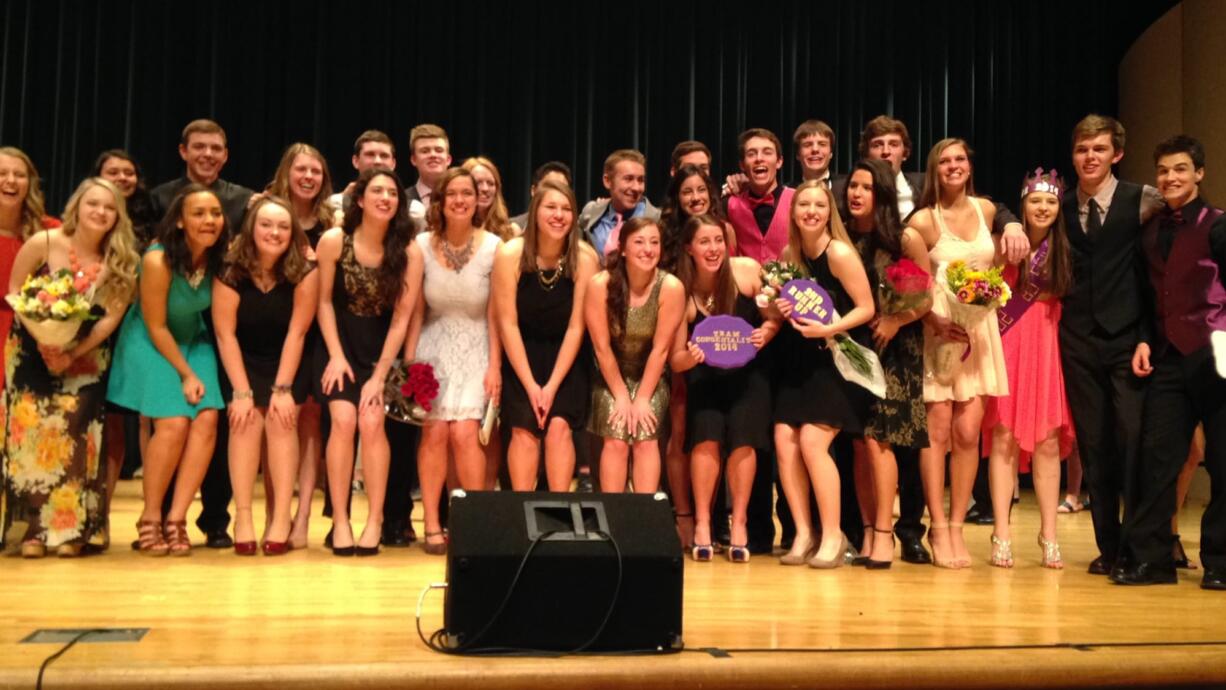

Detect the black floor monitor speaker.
xmin=443 ymin=490 xmax=684 ymax=653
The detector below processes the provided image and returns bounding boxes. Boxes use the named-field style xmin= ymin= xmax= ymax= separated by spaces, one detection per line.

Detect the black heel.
xmin=866 ymin=528 xmax=894 ymax=570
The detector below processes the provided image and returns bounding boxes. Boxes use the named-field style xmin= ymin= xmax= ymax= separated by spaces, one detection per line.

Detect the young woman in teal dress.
xmin=4 ymin=178 xmax=139 ymax=557
xmin=107 ymin=184 xmax=227 ymax=556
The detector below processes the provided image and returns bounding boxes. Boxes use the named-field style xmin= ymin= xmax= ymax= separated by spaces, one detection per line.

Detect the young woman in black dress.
xmin=266 ymin=142 xmax=335 ymax=546
xmin=844 ymin=159 xmax=933 ymax=568
xmin=669 ymin=214 xmax=779 ymax=562
xmin=492 ymin=180 xmax=598 ymax=490
xmin=315 ymin=168 xmax=419 ymax=556
xmin=657 ymin=164 xmax=728 ymax=547
xmin=212 ymin=196 xmax=319 ymax=555
xmin=772 ymin=180 xmax=876 ymax=568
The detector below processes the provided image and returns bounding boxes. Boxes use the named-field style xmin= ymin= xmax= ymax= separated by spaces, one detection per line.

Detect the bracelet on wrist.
xmin=270 ymin=384 xmax=293 ymax=395
xmin=232 ymin=389 xmax=254 ymax=401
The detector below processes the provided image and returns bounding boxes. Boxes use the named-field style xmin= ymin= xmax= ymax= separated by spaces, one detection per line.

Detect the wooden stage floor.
xmin=2 ymin=480 xmax=1224 ymax=689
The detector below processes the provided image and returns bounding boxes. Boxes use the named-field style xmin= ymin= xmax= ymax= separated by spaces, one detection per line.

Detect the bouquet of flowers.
xmin=829 ymin=330 xmax=887 ymax=399
xmin=931 ymin=260 xmax=1012 ymax=384
xmin=384 ymin=360 xmax=440 ymax=425
xmin=755 ymin=261 xmax=803 ymax=309
xmin=5 ymin=269 xmax=100 ymax=347
xmin=879 ymin=258 xmax=932 ymax=315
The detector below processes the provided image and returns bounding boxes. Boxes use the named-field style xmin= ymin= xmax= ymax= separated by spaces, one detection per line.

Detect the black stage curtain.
xmin=1 ymin=1 xmax=1175 ymax=214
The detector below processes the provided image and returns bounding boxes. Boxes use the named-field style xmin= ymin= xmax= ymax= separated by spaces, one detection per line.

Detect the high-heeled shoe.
xmin=234 ymin=541 xmax=258 ymax=556
xmin=779 ymin=536 xmax=819 ymax=565
xmin=163 ymin=520 xmax=192 ymax=557
xmin=355 ymin=544 xmax=380 ymax=557
xmin=690 ymin=543 xmax=714 ymax=562
xmin=135 ymin=519 xmax=169 ymax=557
xmin=1173 ymin=534 xmax=1197 ymax=570
xmin=1038 ymin=533 xmax=1063 ymax=569
xmin=866 ymin=528 xmax=894 ymax=570
xmin=927 ymin=523 xmax=958 ymax=569
xmin=727 ymin=544 xmax=750 ymax=563
xmin=850 ymin=525 xmax=872 ymax=566
xmin=422 ymin=531 xmax=447 ymax=556
xmin=989 ymin=534 xmax=1014 ymax=568
xmin=262 ymin=540 xmax=291 ymax=556
xmin=808 ymin=534 xmax=848 ymax=569
xmin=21 ymin=540 xmax=46 ymax=559
xmin=55 ymin=542 xmax=82 ymax=558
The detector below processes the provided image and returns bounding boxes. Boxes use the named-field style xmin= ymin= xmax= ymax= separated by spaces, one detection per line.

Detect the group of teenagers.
xmin=0 ymin=111 xmax=1222 ymax=591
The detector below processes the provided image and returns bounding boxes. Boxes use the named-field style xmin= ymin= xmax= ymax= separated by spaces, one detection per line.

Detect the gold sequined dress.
xmin=588 ymin=271 xmax=670 ymax=442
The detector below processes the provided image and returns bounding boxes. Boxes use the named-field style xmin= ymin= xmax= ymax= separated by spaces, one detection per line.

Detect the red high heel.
xmin=262 ymin=540 xmax=291 ymax=556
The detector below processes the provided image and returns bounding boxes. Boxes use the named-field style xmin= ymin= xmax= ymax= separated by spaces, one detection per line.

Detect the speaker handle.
xmin=524 ymin=500 xmax=610 ymax=542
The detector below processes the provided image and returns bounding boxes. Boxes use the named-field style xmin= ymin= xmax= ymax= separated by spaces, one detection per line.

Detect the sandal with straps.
xmin=136 ymin=519 xmax=169 ymax=557
xmin=1038 ymin=533 xmax=1063 ymax=569
xmin=989 ymin=534 xmax=1014 ymax=568
xmin=926 ymin=523 xmax=958 ymax=569
xmin=164 ymin=520 xmax=192 ymax=556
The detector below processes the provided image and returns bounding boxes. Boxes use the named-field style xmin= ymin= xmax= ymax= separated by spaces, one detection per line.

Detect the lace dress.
xmin=415 ymin=231 xmax=501 ymax=421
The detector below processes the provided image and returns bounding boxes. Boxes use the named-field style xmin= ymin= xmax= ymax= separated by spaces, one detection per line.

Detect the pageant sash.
xmin=996 ymin=237 xmax=1050 ymax=337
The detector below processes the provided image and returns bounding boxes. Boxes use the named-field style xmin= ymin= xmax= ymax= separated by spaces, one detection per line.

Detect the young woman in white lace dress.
xmin=405 ymin=167 xmax=502 ymax=555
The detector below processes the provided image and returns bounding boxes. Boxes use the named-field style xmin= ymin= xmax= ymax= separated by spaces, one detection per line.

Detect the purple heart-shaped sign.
xmin=691 ymin=315 xmax=757 ymax=369
xmin=781 ymin=278 xmax=834 ymax=324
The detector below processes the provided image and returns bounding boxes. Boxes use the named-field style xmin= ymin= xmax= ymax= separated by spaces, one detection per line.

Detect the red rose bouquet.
xmin=879 ymin=258 xmax=932 ymax=315
xmin=384 ymin=360 xmax=439 ymax=425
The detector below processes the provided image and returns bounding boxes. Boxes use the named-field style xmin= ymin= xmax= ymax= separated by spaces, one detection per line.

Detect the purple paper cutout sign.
xmin=692 ymin=315 xmax=757 ymax=369
xmin=781 ymin=279 xmax=834 ymax=324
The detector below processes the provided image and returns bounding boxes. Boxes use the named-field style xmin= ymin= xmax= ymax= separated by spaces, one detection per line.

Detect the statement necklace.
xmin=441 ymin=235 xmax=474 ymax=273
xmin=68 ymin=248 xmax=103 ymax=288
xmin=536 ymin=253 xmax=566 ymax=291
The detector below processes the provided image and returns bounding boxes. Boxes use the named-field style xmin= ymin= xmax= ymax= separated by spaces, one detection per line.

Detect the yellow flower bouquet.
xmin=5 ymin=269 xmax=100 ymax=347
xmin=930 ymin=260 xmax=1011 ymax=385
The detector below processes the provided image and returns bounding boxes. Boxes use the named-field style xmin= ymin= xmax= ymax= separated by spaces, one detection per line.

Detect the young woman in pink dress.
xmin=906 ymin=138 xmax=1008 ymax=568
xmin=982 ymin=170 xmax=1075 ymax=568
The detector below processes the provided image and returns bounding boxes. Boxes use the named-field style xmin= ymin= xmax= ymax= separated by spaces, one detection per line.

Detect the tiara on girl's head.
xmin=1021 ymin=167 xmax=1064 ymax=200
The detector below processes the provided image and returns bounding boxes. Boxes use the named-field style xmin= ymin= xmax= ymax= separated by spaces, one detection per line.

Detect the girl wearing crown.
xmin=981 ymin=169 xmax=1076 ymax=568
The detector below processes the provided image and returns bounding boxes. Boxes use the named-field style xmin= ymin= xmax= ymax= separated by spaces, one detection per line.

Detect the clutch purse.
xmin=479 ymin=398 xmax=500 ymax=446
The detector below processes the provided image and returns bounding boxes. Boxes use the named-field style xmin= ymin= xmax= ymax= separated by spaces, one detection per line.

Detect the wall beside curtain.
xmin=1 ymin=1 xmax=1174 ymax=213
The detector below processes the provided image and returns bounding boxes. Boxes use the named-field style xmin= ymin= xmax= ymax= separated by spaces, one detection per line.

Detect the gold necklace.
xmin=536 ymin=253 xmax=566 ymax=291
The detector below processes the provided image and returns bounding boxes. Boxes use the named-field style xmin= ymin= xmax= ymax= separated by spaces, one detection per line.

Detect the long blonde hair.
xmin=60 ymin=178 xmax=140 ymax=308
xmin=784 ymin=180 xmax=851 ymax=274
xmin=0 ymin=146 xmax=49 ymax=240
xmin=462 ymin=156 xmax=514 ymax=240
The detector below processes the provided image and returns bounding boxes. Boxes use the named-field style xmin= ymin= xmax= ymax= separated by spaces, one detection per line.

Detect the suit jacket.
xmin=150 ymin=176 xmax=254 ymax=240
xmin=406 ymin=183 xmax=428 ymax=233
xmin=509 ymin=211 xmax=529 ymax=231
xmin=576 ymin=198 xmax=661 ymax=249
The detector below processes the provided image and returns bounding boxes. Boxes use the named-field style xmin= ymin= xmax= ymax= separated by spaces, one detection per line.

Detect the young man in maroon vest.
xmin=1111 ymin=135 xmax=1226 ymax=590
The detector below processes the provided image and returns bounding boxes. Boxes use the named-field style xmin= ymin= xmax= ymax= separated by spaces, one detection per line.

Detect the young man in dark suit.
xmin=1059 ymin=114 xmax=1163 ymax=575
xmin=1111 ymin=135 xmax=1226 ymax=590
xmin=148 ymin=119 xmax=253 ymax=549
